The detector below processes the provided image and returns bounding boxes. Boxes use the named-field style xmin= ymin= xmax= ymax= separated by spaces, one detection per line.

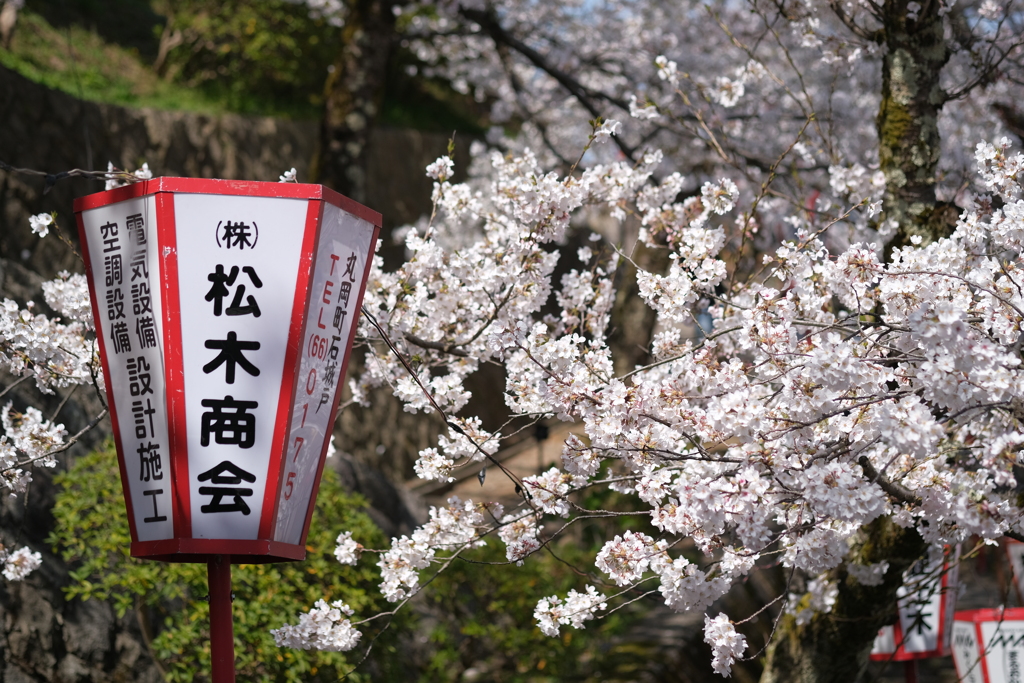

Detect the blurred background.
xmin=0 ymin=1 xmax=1010 ymax=681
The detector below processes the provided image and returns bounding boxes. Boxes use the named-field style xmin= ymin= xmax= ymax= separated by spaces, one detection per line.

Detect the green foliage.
xmin=50 ymin=444 xmax=662 ymax=682
xmin=153 ymin=0 xmax=338 ymax=117
xmin=2 ymin=1 xmax=332 ymax=117
xmin=3 ymin=1 xmax=488 ymax=127
xmin=26 ymin=0 xmax=166 ymax=58
xmin=49 ymin=442 xmax=405 ymax=683
xmin=0 ymin=9 xmax=227 ymax=113
xmin=419 ymin=529 xmax=657 ymax=681
xmin=377 ymin=50 xmax=489 ymax=134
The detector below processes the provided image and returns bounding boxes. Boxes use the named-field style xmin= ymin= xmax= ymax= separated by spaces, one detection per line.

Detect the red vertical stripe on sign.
xmin=156 ymin=191 xmax=192 ymax=538
xmin=975 ymin=617 xmax=990 ymax=683
xmin=296 ymin=218 xmax=381 ymax=546
xmin=75 ymin=210 xmax=140 ymax=543
xmin=259 ymin=199 xmax=323 ymax=539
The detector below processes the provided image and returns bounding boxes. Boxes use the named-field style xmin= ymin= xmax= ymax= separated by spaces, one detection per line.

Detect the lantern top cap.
xmin=73 ymin=176 xmax=382 ymax=228
xmin=954 ymin=606 xmax=1024 ymax=622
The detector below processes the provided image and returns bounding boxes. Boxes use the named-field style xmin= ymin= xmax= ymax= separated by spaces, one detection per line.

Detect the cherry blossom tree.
xmin=6 ymin=0 xmax=1024 ymax=680
xmin=270 ymin=0 xmax=1024 ymax=680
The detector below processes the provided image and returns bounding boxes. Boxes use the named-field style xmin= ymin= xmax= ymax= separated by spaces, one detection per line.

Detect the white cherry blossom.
xmin=271 ymin=600 xmax=361 ymax=651
xmin=1 ymin=546 xmax=41 ymax=582
xmin=28 ymin=213 xmax=52 ymax=237
xmin=704 ymin=613 xmax=747 ymax=677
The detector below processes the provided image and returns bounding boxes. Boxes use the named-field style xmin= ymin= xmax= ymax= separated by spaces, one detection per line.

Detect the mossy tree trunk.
xmin=760 ymin=521 xmax=926 ymax=682
xmin=877 ymin=0 xmax=954 ymax=252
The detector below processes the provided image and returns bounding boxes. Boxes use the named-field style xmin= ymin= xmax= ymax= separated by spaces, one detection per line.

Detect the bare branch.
xmin=457 ymin=5 xmax=637 ymax=163
xmin=0 ymin=160 xmax=139 ymax=194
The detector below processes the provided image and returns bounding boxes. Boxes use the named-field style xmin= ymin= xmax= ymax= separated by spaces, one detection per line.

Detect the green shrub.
xmin=49 ymin=442 xmax=404 ymax=683
xmin=419 ymin=535 xmax=657 ymax=683
xmin=152 ymin=0 xmax=338 ymax=117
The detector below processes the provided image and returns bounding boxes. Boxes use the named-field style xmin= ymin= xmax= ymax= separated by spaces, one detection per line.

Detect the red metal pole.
xmin=903 ymin=660 xmax=918 ymax=683
xmin=208 ymin=555 xmax=236 ymax=683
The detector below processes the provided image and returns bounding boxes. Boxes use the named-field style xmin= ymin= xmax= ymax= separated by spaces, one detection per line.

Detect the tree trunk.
xmin=878 ymin=0 xmax=954 ymax=253
xmin=312 ymin=0 xmax=397 ymax=202
xmin=760 ymin=520 xmax=926 ymax=682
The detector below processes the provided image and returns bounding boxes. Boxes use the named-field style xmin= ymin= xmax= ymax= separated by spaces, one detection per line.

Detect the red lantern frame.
xmin=74 ymin=178 xmax=381 ymax=564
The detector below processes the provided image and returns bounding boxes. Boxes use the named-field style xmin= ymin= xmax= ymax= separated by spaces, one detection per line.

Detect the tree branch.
xmin=0 ymin=160 xmax=133 ymax=194
xmin=457 ymin=5 xmax=637 ymax=162
xmin=403 ymin=332 xmax=470 ymax=358
xmin=858 ymin=455 xmax=922 ymax=506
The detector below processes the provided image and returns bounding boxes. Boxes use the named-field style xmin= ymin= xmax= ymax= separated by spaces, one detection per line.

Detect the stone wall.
xmin=0 ymin=64 xmax=455 ymax=278
xmin=0 ymin=65 xmax=318 ymax=278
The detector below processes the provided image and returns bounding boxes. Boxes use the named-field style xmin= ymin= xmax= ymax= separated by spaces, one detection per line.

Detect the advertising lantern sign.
xmin=870 ymin=548 xmax=959 ymax=662
xmin=74 ymin=178 xmax=381 ymax=563
xmin=952 ymin=608 xmax=1024 ymax=683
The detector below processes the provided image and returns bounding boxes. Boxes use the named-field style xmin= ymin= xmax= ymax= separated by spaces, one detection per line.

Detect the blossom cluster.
xmin=334 ymin=531 xmax=362 ymax=565
xmin=534 ymin=585 xmax=608 ymax=637
xmin=15 ymin=0 xmax=1024 ymax=671
xmin=103 ymin=162 xmax=152 ymax=191
xmin=270 ymin=600 xmax=361 ymax=651
xmin=0 ymin=545 xmax=42 ymax=582
xmin=704 ymin=613 xmax=747 ymax=677
xmin=0 ymin=403 xmax=67 ymax=494
xmin=0 ymin=293 xmax=96 ymax=393
xmin=0 ymin=216 xmax=99 ymax=588
xmin=376 ymin=496 xmax=490 ymax=602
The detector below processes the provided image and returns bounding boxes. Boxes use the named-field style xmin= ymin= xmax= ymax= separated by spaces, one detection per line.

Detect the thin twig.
xmin=361 ymin=306 xmax=533 ymax=500
xmin=0 ymin=408 xmax=107 ymax=475
xmin=0 ymin=160 xmax=139 ymax=195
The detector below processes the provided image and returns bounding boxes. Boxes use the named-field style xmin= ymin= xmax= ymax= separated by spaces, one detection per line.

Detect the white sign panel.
xmin=872 ymin=625 xmax=897 ymax=655
xmin=870 ymin=549 xmax=958 ymax=659
xmin=979 ymin=620 xmax=1024 ymax=683
xmin=174 ymin=193 xmax=307 ymax=539
xmin=81 ymin=196 xmax=174 ymax=541
xmin=952 ymin=620 xmax=986 ymax=683
xmin=1007 ymin=540 xmax=1024 ymax=602
xmin=953 ymin=611 xmax=1024 ymax=683
xmin=896 ymin=554 xmax=951 ymax=653
xmin=274 ymin=202 xmax=375 ymax=544
xmin=77 ymin=178 xmax=381 ymax=561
